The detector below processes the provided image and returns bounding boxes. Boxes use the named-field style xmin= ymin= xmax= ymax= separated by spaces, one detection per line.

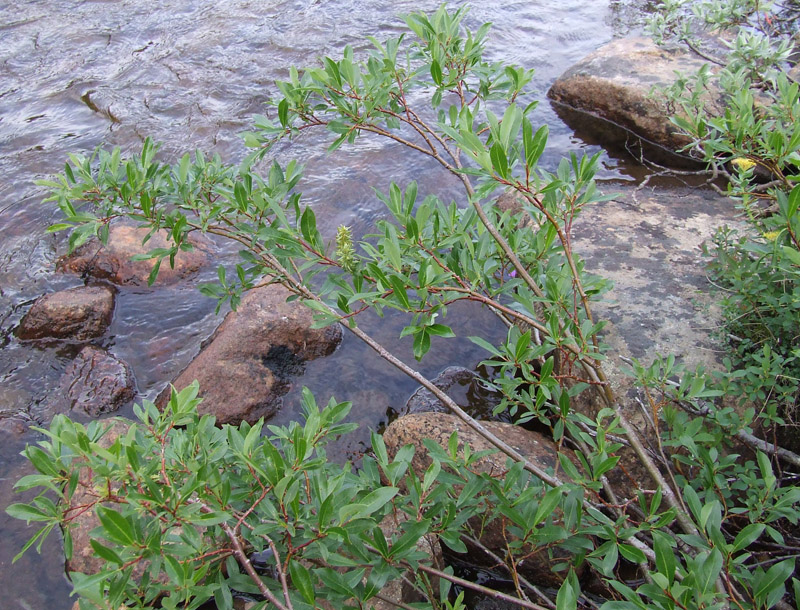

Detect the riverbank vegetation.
xmin=8 ymin=2 xmax=800 ymax=609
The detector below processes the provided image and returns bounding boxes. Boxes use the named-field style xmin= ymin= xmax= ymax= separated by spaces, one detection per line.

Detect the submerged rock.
xmin=0 ymin=416 xmax=28 ymax=437
xmin=383 ymin=412 xmax=579 ymax=587
xmin=17 ymin=285 xmax=114 ymax=341
xmin=548 ymin=37 xmax=720 ymax=152
xmin=401 ymin=366 xmax=479 ymax=416
xmin=58 ymin=221 xmax=209 ymax=286
xmin=396 ymin=366 xmax=509 ymax=423
xmin=159 ymin=284 xmax=342 ymax=425
xmin=51 ymin=346 xmax=136 ymax=418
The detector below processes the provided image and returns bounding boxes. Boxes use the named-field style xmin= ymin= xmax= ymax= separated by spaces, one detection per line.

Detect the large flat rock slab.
xmin=574 ymin=182 xmax=745 ymax=405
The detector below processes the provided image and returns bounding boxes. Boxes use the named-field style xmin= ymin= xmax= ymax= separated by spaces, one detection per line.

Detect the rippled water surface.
xmin=0 ymin=1 xmax=646 ymax=607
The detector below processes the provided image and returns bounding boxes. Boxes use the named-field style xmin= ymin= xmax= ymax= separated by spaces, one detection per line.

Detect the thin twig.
xmin=676 ymin=397 xmax=800 ymax=468
xmin=264 ymin=534 xmax=293 ymax=610
xmin=415 ymin=564 xmax=551 ymax=610
xmin=373 ymin=592 xmax=419 ymax=610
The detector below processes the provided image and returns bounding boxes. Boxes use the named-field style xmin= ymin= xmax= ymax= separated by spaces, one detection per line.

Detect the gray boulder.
xmin=548 ymin=37 xmax=720 ymax=152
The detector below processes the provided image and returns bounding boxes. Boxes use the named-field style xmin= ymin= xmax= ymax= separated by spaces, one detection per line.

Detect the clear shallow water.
xmin=0 ymin=1 xmax=647 ymax=607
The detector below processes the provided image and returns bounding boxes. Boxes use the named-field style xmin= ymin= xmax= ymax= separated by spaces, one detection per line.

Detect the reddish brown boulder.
xmin=383 ymin=413 xmax=565 ymax=483
xmin=52 ymin=346 xmax=136 ymax=418
xmin=383 ymin=412 xmax=579 ymax=587
xmin=160 ymin=284 xmax=342 ymax=425
xmin=58 ymin=222 xmax=209 ymax=286
xmin=65 ymin=418 xmax=134 ymax=577
xmin=17 ymin=285 xmax=114 ymax=341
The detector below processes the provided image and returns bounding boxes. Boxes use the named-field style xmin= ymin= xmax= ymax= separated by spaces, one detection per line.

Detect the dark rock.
xmin=17 ymin=285 xmax=114 ymax=341
xmin=159 ymin=284 xmax=342 ymax=425
xmin=548 ymin=37 xmax=721 ymax=152
xmin=383 ymin=412 xmax=580 ymax=587
xmin=58 ymin=221 xmax=210 ymax=286
xmin=52 ymin=346 xmax=136 ymax=418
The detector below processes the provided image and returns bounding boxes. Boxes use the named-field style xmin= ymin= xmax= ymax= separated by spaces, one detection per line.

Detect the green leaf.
xmin=383 ymin=224 xmax=402 ymax=271
xmin=389 ymin=276 xmax=411 ymax=309
xmin=96 ymin=506 xmax=136 ymax=546
xmin=412 ymin=328 xmax=431 ymax=361
xmin=70 ymin=570 xmax=112 ymax=601
xmin=13 ymin=474 xmax=58 ymax=493
xmin=696 ymin=549 xmax=723 ymax=595
xmin=618 ymin=543 xmax=647 ymax=565
xmin=214 ymin=577 xmax=234 ymax=610
xmin=289 ymin=561 xmax=316 ymax=604
xmin=164 ymin=554 xmax=186 ymax=586
xmin=733 ymin=523 xmax=765 ymax=552
xmin=422 ymin=460 xmax=441 ymax=492
xmin=431 ymin=60 xmax=443 ymax=85
xmin=300 ymin=206 xmax=318 ymax=245
xmin=490 ymin=143 xmax=509 ymax=179
xmin=787 ymin=185 xmax=800 ymax=218
xmin=46 ymin=223 xmax=74 ymax=233
xmin=754 ymin=558 xmax=794 ymax=607
xmin=89 ymin=539 xmax=123 ymax=565
xmin=468 ymin=335 xmax=502 ymax=357
xmin=12 ymin=525 xmax=53 ymax=563
xmin=781 ymin=245 xmax=800 ymax=266
xmin=524 ymin=123 xmax=548 ymax=169
xmin=426 ymin=323 xmax=455 ymax=338
xmin=534 ymin=488 xmax=562 ymax=526
xmin=278 ymin=99 xmax=289 ymax=127
xmin=389 ymin=519 xmax=431 ymax=558
xmin=652 ymin=531 xmax=677 ymax=584
xmin=556 ymin=572 xmax=577 ymax=610
xmin=6 ymin=503 xmax=50 ymax=522
xmin=683 ymin=484 xmax=702 ymax=522
xmin=358 ymin=486 xmax=399 ymax=517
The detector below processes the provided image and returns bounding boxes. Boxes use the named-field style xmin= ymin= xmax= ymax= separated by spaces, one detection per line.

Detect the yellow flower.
xmin=762 ymin=231 xmax=781 ymax=241
xmin=731 ymin=157 xmax=756 ymax=171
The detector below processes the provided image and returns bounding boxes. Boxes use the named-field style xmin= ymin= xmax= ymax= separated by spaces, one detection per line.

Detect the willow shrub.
xmin=648 ymin=0 xmax=800 ymax=420
xmin=9 ymin=5 xmax=800 ymax=610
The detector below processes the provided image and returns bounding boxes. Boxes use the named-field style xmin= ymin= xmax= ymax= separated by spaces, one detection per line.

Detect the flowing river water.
xmin=0 ymin=1 xmax=649 ymax=607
